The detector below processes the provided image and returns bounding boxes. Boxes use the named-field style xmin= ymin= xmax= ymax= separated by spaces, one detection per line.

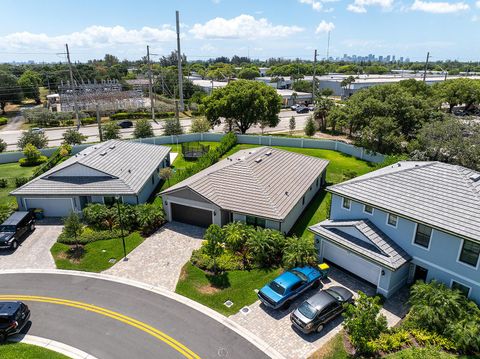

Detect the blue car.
xmin=258 ymin=266 xmax=323 ymax=309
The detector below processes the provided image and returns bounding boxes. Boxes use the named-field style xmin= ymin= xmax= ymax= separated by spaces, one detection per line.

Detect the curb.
xmin=0 ymin=269 xmax=285 ymax=359
xmin=8 ymin=334 xmax=97 ymax=359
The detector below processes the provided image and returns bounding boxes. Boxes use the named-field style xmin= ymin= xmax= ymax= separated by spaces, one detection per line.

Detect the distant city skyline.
xmin=1 ymin=0 xmax=479 ymax=63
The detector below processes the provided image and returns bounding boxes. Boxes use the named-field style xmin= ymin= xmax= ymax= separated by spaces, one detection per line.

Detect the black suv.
xmin=0 ymin=302 xmax=31 ymax=342
xmin=0 ymin=211 xmax=36 ymax=251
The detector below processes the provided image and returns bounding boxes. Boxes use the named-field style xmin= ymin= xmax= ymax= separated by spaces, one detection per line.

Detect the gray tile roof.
xmin=328 ymin=161 xmax=480 ymax=242
xmin=11 ymin=140 xmax=170 ymax=196
xmin=309 ymin=219 xmax=411 ymax=270
xmin=162 ymin=147 xmax=329 ymax=220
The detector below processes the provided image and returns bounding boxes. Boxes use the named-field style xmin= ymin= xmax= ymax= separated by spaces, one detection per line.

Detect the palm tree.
xmin=314 ymin=96 xmax=334 ymax=132
xmin=224 ymin=221 xmax=251 ymax=269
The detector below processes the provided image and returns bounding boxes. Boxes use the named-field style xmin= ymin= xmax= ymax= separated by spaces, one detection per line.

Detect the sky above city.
xmin=1 ymin=0 xmax=479 ymax=63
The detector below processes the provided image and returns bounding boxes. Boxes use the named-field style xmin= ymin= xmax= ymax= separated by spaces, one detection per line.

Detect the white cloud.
xmin=200 ymin=43 xmax=217 ymax=52
xmin=347 ymin=0 xmax=393 ymax=13
xmin=476 ymin=0 xmax=480 ymax=7
xmin=315 ymin=20 xmax=335 ymax=34
xmin=0 ymin=25 xmax=176 ymax=50
xmin=189 ymin=15 xmax=304 ymax=39
xmin=411 ymin=0 xmax=469 ymax=13
xmin=298 ymin=0 xmax=323 ymax=11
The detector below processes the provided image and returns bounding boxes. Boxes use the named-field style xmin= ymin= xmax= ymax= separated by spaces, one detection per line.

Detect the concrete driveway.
xmin=105 ymin=222 xmax=204 ymax=291
xmin=0 ymin=220 xmax=62 ymax=270
xmin=230 ymin=266 xmax=408 ymax=359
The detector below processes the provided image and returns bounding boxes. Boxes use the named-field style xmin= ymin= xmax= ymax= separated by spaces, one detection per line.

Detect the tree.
xmin=314 ymin=96 xmax=334 ymax=131
xmin=62 ymin=128 xmax=87 ymax=145
xmin=0 ymin=138 xmax=6 ymax=152
xmin=340 ymin=75 xmax=356 ymax=96
xmin=237 ymin=67 xmax=260 ymax=80
xmin=320 ymin=88 xmax=334 ymax=97
xmin=304 ymin=115 xmax=316 ymax=136
xmin=343 ymin=292 xmax=388 ymax=355
xmin=18 ymin=70 xmax=42 ymax=104
xmin=289 ymin=116 xmax=296 ymax=135
xmin=282 ymin=236 xmax=317 ymax=268
xmin=190 ymin=117 xmax=211 ymax=133
xmin=135 ymin=204 xmax=165 ymax=236
xmin=203 ymin=80 xmax=282 ymax=134
xmin=247 ymin=228 xmax=285 ymax=267
xmin=0 ymin=71 xmax=22 ymax=114
xmin=356 ymin=116 xmax=404 ymax=154
xmin=17 ymin=129 xmax=48 ymax=149
xmin=163 ymin=118 xmax=184 ymax=135
xmin=133 ymin=119 xmax=154 ymax=138
xmin=434 ymin=78 xmax=480 ymax=113
xmin=159 ymin=167 xmax=173 ymax=186
xmin=292 ymin=80 xmax=313 ymax=93
xmin=102 ymin=122 xmax=120 ymax=140
xmin=223 ymin=221 xmax=252 ymax=269
xmin=23 ymin=143 xmax=41 ymax=163
xmin=63 ymin=211 xmax=83 ymax=250
xmin=203 ymin=224 xmax=225 ymax=274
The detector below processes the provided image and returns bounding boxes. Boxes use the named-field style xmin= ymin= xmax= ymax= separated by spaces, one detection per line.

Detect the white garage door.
xmin=322 ymin=240 xmax=381 ymax=285
xmin=25 ymin=198 xmax=74 ymax=217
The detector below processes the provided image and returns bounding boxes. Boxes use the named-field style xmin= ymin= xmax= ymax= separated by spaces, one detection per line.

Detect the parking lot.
xmin=230 ymin=266 xmax=408 ymax=359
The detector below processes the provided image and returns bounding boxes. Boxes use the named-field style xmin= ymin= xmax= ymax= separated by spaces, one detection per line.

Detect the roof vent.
xmin=100 ymin=151 xmax=107 ymax=156
xmin=255 ymin=158 xmax=262 ymax=163
xmin=469 ymin=173 xmax=480 ymax=182
xmin=285 ymin=191 xmax=289 ymax=196
xmin=109 ymin=145 xmax=116 ymax=149
xmin=265 ymin=150 xmax=272 ymax=156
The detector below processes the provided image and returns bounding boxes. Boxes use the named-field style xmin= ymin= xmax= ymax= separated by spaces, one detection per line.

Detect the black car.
xmin=0 ymin=211 xmax=36 ymax=251
xmin=296 ymin=106 xmax=309 ymax=114
xmin=290 ymin=286 xmax=353 ymax=334
xmin=0 ymin=302 xmax=31 ymax=342
xmin=118 ymin=120 xmax=133 ymax=128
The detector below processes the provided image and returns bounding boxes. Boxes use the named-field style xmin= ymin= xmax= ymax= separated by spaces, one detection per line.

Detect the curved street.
xmin=0 ymin=272 xmax=270 ymax=359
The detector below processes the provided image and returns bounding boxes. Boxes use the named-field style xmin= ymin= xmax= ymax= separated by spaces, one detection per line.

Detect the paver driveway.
xmin=0 ymin=219 xmax=62 ymax=270
xmin=105 ymin=222 xmax=204 ymax=291
xmin=230 ymin=266 xmax=408 ymax=359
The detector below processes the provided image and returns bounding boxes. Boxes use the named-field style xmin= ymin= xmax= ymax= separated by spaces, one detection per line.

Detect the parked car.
xmin=308 ymin=104 xmax=315 ymax=111
xmin=258 ymin=266 xmax=323 ymax=309
xmin=118 ymin=120 xmax=133 ymax=128
xmin=290 ymin=104 xmax=299 ymax=111
xmin=296 ymin=106 xmax=309 ymax=114
xmin=0 ymin=211 xmax=36 ymax=251
xmin=0 ymin=302 xmax=31 ymax=342
xmin=290 ymin=286 xmax=353 ymax=334
xmin=31 ymin=127 xmax=44 ymax=134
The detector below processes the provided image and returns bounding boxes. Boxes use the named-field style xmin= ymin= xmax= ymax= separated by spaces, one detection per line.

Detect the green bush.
xmin=19 ymin=155 xmax=48 ymax=166
xmin=0 ymin=117 xmax=7 ymax=126
xmin=81 ymin=117 xmax=97 ymax=125
xmin=135 ymin=203 xmax=165 ymax=236
xmin=0 ymin=178 xmax=7 ymax=188
xmin=410 ymin=329 xmax=456 ymax=351
xmin=282 ymin=235 xmax=317 ymax=268
xmin=368 ymin=330 xmax=412 ymax=353
xmin=63 ymin=119 xmax=75 ymax=126
xmin=83 ymin=203 xmax=117 ymax=230
xmin=191 ymin=247 xmax=242 ymax=272
xmin=57 ymin=227 xmax=123 ymax=245
xmin=45 ymin=119 xmax=60 ymax=127
xmin=15 ymin=177 xmax=30 ymax=187
xmin=110 ymin=112 xmax=175 ymax=120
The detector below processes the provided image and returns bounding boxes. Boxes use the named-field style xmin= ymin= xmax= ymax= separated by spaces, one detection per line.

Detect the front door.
xmin=413 ymin=265 xmax=428 ymax=282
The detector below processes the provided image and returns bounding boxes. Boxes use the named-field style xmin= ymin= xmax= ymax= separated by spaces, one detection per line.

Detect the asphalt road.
xmin=0 ymin=273 xmax=269 ymax=359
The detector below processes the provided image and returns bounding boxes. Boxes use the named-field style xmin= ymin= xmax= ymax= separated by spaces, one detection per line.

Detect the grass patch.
xmin=0 ymin=162 xmax=40 ymax=207
xmin=51 ymin=232 xmax=144 ymax=272
xmin=0 ymin=342 xmax=69 ymax=359
xmin=175 ymin=262 xmax=282 ymax=316
xmin=309 ymin=332 xmax=349 ymax=359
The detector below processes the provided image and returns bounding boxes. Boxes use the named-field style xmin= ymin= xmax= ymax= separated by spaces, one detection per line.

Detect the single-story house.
xmin=11 ymin=140 xmax=171 ymax=217
xmin=310 ymin=161 xmax=480 ymax=302
xmin=161 ymin=147 xmax=329 ymax=233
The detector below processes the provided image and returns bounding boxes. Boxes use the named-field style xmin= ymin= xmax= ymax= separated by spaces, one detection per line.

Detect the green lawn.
xmin=176 ymin=262 xmax=282 ymax=316
xmin=0 ymin=342 xmax=69 ymax=359
xmin=0 ymin=162 xmax=39 ymax=207
xmin=50 ymin=232 xmax=144 ymax=272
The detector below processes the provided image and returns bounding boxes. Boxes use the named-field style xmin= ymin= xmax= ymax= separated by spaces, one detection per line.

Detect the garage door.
xmin=24 ymin=198 xmax=74 ymax=217
xmin=171 ymin=203 xmax=213 ymax=228
xmin=322 ymin=240 xmax=381 ymax=285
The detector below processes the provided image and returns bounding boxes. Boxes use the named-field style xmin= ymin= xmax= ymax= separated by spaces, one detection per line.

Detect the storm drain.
xmin=223 ymin=300 xmax=233 ymax=308
xmin=240 ymin=306 xmax=251 ymax=315
xmin=108 ymin=258 xmax=116 ymax=264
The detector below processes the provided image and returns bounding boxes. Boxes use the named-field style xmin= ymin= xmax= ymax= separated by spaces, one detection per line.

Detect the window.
xmin=459 ymin=240 xmax=480 ymax=267
xmin=104 ymin=196 xmax=116 ymax=206
xmin=302 ymin=196 xmax=305 ymax=205
xmin=364 ymin=205 xmax=373 ymax=214
xmin=387 ymin=213 xmax=398 ymax=227
xmin=414 ymin=224 xmax=432 ymax=248
xmin=246 ymin=216 xmax=266 ymax=228
xmin=451 ymin=281 xmax=470 ymax=297
xmin=316 ymin=178 xmax=319 ymax=187
xmin=342 ymin=197 xmax=351 ymax=210
xmin=151 ymin=175 xmax=154 ymax=184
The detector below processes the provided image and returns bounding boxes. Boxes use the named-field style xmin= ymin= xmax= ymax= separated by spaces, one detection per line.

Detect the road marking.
xmin=0 ymin=295 xmax=201 ymax=359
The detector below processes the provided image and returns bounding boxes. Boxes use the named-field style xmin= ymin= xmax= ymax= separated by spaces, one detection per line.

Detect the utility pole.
xmin=96 ymin=104 xmax=103 ymax=142
xmin=65 ymin=44 xmax=80 ymax=129
xmin=176 ymin=10 xmax=184 ymax=111
xmin=422 ymin=52 xmax=430 ymax=82
xmin=147 ymin=45 xmax=157 ymax=123
xmin=312 ymin=49 xmax=317 ymax=99
xmin=326 ymin=31 xmax=331 ymax=60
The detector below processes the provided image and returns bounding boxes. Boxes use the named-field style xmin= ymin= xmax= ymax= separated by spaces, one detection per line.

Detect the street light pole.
xmin=115 ymin=196 xmax=127 ymax=260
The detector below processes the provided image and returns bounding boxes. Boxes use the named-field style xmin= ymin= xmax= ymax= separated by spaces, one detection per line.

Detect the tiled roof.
xmin=309 ymin=219 xmax=411 ymax=270
xmin=327 ymin=161 xmax=480 ymax=242
xmin=162 ymin=147 xmax=329 ymax=220
xmin=11 ymin=140 xmax=170 ymax=196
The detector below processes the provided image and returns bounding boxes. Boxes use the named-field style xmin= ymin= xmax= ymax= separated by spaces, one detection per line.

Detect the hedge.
xmin=110 ymin=111 xmax=175 ymax=120
xmin=81 ymin=117 xmax=97 ymax=125
xmin=0 ymin=117 xmax=7 ymax=126
xmin=57 ymin=228 xmax=123 ymax=245
xmin=19 ymin=155 xmax=48 ymax=167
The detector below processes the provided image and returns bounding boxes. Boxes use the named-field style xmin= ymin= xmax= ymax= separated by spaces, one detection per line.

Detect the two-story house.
xmin=309 ymin=161 xmax=480 ymax=303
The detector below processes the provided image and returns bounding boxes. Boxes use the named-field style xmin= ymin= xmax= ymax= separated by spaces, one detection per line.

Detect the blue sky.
xmin=1 ymin=0 xmax=479 ymax=63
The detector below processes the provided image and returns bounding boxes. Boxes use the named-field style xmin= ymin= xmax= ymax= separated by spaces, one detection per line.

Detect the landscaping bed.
xmin=0 ymin=342 xmax=69 ymax=359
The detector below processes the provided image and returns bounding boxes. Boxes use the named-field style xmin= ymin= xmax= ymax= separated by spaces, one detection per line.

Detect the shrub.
xmin=102 ymin=122 xmax=120 ymax=140
xmin=15 ymin=177 xmax=29 ymax=187
xmin=282 ymin=235 xmax=317 ymax=268
xmin=17 ymin=129 xmax=48 ymax=149
xmin=223 ymin=221 xmax=253 ymax=269
xmin=19 ymin=143 xmax=47 ymax=166
xmin=0 ymin=138 xmax=6 ymax=153
xmin=45 ymin=119 xmax=60 ymax=127
xmin=367 ymin=330 xmax=412 ymax=353
xmin=63 ymin=119 xmax=75 ymax=126
xmin=0 ymin=204 xmax=15 ymax=223
xmin=0 ymin=117 xmax=7 ymax=126
xmin=110 ymin=111 xmax=175 ymax=120
xmin=0 ymin=178 xmax=7 ymax=188
xmin=191 ymin=247 xmax=242 ymax=272
xmin=163 ymin=118 xmax=184 ymax=136
xmin=133 ymin=118 xmax=154 ymax=139
xmin=304 ymin=115 xmax=316 ymax=136
xmin=203 ymin=224 xmax=225 ymax=274
xmin=190 ymin=117 xmax=211 ymax=133
xmin=410 ymin=329 xmax=456 ymax=351
xmin=57 ymin=228 xmax=123 ymax=245
xmin=135 ymin=203 xmax=165 ymax=236
xmin=81 ymin=117 xmax=97 ymax=125
xmin=63 ymin=128 xmax=87 ymax=145
xmin=247 ymin=228 xmax=285 ymax=268
xmin=83 ymin=203 xmax=117 ymax=230
xmin=19 ymin=155 xmax=48 ymax=167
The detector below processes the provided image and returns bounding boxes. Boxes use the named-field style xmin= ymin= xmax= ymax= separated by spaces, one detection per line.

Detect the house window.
xmin=414 ymin=224 xmax=432 ymax=248
xmin=342 ymin=197 xmax=351 ymax=210
xmin=316 ymin=178 xmax=319 ymax=187
xmin=151 ymin=175 xmax=154 ymax=184
xmin=451 ymin=281 xmax=470 ymax=297
xmin=364 ymin=204 xmax=373 ymax=214
xmin=246 ymin=216 xmax=266 ymax=228
xmin=302 ymin=196 xmax=305 ymax=205
xmin=458 ymin=240 xmax=480 ymax=267
xmin=387 ymin=213 xmax=398 ymax=227
xmin=104 ymin=196 xmax=116 ymax=206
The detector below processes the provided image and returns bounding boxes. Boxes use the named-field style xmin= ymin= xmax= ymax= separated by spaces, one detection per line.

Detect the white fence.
xmin=0 ymin=134 xmax=385 ymax=164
